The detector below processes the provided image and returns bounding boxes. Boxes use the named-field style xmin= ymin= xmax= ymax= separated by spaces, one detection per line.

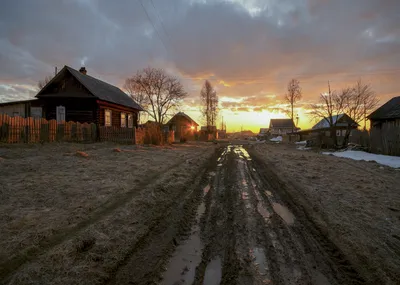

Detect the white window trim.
xmin=121 ymin=112 xmax=127 ymax=128
xmin=105 ymin=109 xmax=112 ymax=127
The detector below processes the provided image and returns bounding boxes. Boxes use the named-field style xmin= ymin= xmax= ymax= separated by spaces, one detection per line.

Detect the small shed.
xmin=0 ymin=99 xmax=43 ymax=118
xmin=165 ymin=112 xmax=199 ymax=141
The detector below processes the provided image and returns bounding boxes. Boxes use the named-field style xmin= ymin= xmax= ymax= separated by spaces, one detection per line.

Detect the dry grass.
xmin=251 ymin=143 xmax=400 ymax=284
xmin=0 ymin=142 xmax=216 ymax=284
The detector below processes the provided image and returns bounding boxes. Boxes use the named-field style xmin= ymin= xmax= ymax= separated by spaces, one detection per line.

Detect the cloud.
xmin=0 ymin=0 xmax=398 ymax=108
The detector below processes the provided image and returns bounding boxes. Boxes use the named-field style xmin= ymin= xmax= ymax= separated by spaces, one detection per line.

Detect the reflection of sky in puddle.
xmin=251 ymin=247 xmax=268 ymax=276
xmin=204 ymin=257 xmax=222 ymax=285
xmin=161 ymin=200 xmax=205 ymax=285
xmin=272 ymin=203 xmax=295 ymax=225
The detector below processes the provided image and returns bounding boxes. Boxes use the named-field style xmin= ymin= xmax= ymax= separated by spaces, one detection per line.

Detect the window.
xmin=342 ymin=130 xmax=346 ymax=136
xmin=121 ymin=112 xmax=127 ymax=128
xmin=56 ymin=106 xmax=65 ymax=123
xmin=127 ymin=113 xmax=133 ymax=128
xmin=336 ymin=130 xmax=341 ymax=137
xmin=105 ymin=109 xmax=112 ymax=126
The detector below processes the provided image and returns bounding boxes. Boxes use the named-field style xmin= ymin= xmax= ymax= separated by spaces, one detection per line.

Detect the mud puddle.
xmin=272 ymin=202 xmax=295 ymax=225
xmin=203 ymin=257 xmax=222 ymax=285
xmin=161 ymin=184 xmax=211 ymax=285
xmin=251 ymin=247 xmax=269 ymax=276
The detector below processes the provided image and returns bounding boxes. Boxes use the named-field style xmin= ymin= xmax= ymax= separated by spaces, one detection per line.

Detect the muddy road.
xmin=112 ymin=144 xmax=366 ymax=285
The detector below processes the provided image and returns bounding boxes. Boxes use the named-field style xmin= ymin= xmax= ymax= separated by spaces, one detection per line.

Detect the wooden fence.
xmin=0 ymin=114 xmax=175 ymax=145
xmin=0 ymin=114 xmax=96 ymax=143
xmin=370 ymin=120 xmax=400 ymax=156
xmin=99 ymin=126 xmax=135 ymax=144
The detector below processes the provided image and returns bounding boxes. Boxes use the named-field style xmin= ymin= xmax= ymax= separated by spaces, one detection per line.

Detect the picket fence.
xmin=0 ymin=114 xmax=97 ymax=143
xmin=0 ymin=114 xmax=177 ymax=145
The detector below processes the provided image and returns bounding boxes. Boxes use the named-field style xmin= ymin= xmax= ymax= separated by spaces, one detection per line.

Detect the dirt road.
xmin=3 ymin=143 xmax=398 ymax=284
xmin=112 ymin=144 xmax=368 ymax=285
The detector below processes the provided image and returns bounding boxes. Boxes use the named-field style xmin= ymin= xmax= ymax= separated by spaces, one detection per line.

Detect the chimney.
xmin=79 ymin=67 xmax=87 ymax=75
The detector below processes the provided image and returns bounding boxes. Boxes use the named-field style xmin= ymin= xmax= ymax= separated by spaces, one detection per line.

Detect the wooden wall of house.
xmin=0 ymin=103 xmax=27 ymax=117
xmin=43 ymin=98 xmax=96 ymax=123
xmin=97 ymin=100 xmax=139 ymax=127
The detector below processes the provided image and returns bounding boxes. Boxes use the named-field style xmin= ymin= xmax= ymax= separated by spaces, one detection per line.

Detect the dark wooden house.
xmin=367 ymin=96 xmax=400 ymax=155
xmin=368 ymin=96 xmax=400 ymax=128
xmin=165 ymin=112 xmax=198 ymax=141
xmin=36 ymin=66 xmax=143 ymax=128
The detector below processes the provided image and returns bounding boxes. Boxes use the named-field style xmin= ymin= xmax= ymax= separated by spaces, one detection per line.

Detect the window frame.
xmin=127 ymin=113 xmax=133 ymax=128
xmin=105 ymin=109 xmax=112 ymax=127
xmin=121 ymin=112 xmax=127 ymax=128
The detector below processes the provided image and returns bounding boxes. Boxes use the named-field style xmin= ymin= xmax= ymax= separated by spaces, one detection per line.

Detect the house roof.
xmin=37 ymin=66 xmax=143 ymax=111
xmin=269 ymin=119 xmax=295 ymax=128
xmin=367 ymin=96 xmax=400 ymax=120
xmin=0 ymin=99 xmax=38 ymax=106
xmin=312 ymin=114 xmax=357 ymax=129
xmin=166 ymin=112 xmax=199 ymax=126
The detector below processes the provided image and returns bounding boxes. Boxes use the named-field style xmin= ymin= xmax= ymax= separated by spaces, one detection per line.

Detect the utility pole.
xmin=55 ymin=66 xmax=57 ymax=76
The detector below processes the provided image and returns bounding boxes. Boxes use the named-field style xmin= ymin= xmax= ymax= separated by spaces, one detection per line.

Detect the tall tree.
xmin=284 ymin=78 xmax=302 ymax=133
xmin=200 ymin=80 xmax=218 ymax=132
xmin=37 ymin=76 xmax=53 ymax=91
xmin=124 ymin=67 xmax=187 ymax=124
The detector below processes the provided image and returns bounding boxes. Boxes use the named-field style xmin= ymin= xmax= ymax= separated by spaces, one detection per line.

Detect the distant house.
xmin=35 ymin=65 xmax=143 ymax=127
xmin=0 ymin=99 xmax=43 ymax=118
xmin=165 ymin=112 xmax=199 ymax=141
xmin=295 ymin=114 xmax=358 ymax=146
xmin=312 ymin=114 xmax=358 ymax=135
xmin=367 ymin=96 xmax=400 ymax=155
xmin=269 ymin=119 xmax=298 ymax=135
xmin=257 ymin=128 xmax=269 ymax=139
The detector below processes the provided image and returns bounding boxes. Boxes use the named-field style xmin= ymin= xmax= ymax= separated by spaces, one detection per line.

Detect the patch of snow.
xmin=270 ymin=136 xmax=282 ymax=142
xmin=297 ymin=146 xmax=311 ymax=151
xmin=295 ymin=141 xmax=307 ymax=145
xmin=322 ymin=150 xmax=400 ymax=168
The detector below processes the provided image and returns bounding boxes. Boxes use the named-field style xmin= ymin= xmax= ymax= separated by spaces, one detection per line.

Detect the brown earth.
xmin=248 ymin=143 xmax=400 ymax=284
xmin=0 ymin=142 xmax=216 ymax=284
xmin=1 ymin=142 xmax=399 ymax=285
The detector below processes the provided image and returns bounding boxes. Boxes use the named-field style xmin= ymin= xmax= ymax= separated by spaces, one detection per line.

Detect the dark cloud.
xmin=0 ymin=0 xmax=399 ymax=106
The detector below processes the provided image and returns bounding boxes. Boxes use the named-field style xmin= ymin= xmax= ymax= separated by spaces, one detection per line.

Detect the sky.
xmin=0 ymin=0 xmax=399 ymax=132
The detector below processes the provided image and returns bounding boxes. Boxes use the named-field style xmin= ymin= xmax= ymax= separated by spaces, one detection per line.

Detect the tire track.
xmin=0 ymin=149 xmax=210 ymax=283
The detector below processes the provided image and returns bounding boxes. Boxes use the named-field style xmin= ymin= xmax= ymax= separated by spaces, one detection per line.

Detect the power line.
xmin=137 ymin=0 xmax=169 ymax=54
xmin=149 ymin=0 xmax=172 ymax=43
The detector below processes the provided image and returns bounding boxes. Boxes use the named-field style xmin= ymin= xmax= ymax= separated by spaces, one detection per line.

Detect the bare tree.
xmin=284 ymin=79 xmax=302 ymax=133
xmin=309 ymin=82 xmax=347 ymax=147
xmin=310 ymin=80 xmax=378 ymax=147
xmin=200 ymin=80 xmax=218 ymax=132
xmin=37 ymin=76 xmax=53 ymax=91
xmin=341 ymin=79 xmax=378 ymax=145
xmin=124 ymin=67 xmax=187 ymax=124
xmin=124 ymin=78 xmax=148 ymax=124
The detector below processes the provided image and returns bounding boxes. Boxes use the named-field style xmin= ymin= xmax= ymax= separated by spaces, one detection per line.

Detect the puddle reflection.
xmin=203 ymin=257 xmax=222 ymax=285
xmin=272 ymin=203 xmax=295 ymax=225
